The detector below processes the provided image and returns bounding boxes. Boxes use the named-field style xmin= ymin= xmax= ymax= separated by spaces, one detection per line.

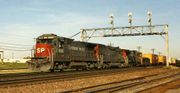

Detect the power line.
xmin=0 ymin=41 xmax=33 ymax=46
xmin=0 ymin=31 xmax=34 ymax=38
xmin=0 ymin=48 xmax=31 ymax=51
xmin=0 ymin=37 xmax=33 ymax=42
xmin=0 ymin=45 xmax=31 ymax=49
xmin=69 ymin=32 xmax=80 ymax=38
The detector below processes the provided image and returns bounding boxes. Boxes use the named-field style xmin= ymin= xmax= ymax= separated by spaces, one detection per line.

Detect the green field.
xmin=0 ymin=62 xmax=27 ymax=70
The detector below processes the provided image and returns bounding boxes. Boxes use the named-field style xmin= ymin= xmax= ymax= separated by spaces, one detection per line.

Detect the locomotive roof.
xmin=37 ymin=33 xmax=119 ymax=49
xmin=37 ymin=33 xmax=73 ymax=40
xmin=79 ymin=41 xmax=120 ymax=49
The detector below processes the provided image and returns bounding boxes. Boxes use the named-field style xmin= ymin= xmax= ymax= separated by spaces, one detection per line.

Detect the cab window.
xmin=38 ymin=39 xmax=52 ymax=44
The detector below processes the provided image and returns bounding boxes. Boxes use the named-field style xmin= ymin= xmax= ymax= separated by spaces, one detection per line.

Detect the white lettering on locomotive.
xmin=37 ymin=48 xmax=45 ymax=53
xmin=69 ymin=46 xmax=85 ymax=51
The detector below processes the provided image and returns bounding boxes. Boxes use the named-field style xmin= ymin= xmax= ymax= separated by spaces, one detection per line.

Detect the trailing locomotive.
xmin=27 ymin=34 xmax=142 ymax=72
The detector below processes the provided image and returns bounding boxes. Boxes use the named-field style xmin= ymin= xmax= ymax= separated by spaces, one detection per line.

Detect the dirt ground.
xmin=0 ymin=67 xmax=179 ymax=93
xmin=140 ymin=79 xmax=180 ymax=93
xmin=0 ymin=69 xmax=32 ymax=74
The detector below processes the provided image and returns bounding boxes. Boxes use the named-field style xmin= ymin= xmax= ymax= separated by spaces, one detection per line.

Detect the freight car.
xmin=27 ymin=34 xmax=142 ymax=72
xmin=169 ymin=58 xmax=180 ymax=67
xmin=169 ymin=57 xmax=177 ymax=65
xmin=158 ymin=55 xmax=166 ymax=65
xmin=142 ymin=54 xmax=159 ymax=66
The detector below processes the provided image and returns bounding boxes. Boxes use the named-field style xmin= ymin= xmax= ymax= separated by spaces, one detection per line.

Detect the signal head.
xmin=128 ymin=12 xmax=133 ymax=17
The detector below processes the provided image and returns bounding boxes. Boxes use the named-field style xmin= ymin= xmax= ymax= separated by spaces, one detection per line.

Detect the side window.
xmin=47 ymin=39 xmax=52 ymax=44
xmin=59 ymin=41 xmax=64 ymax=48
xmin=53 ymin=40 xmax=57 ymax=46
xmin=59 ymin=42 xmax=62 ymax=48
xmin=37 ymin=41 xmax=40 ymax=44
xmin=58 ymin=40 xmax=64 ymax=53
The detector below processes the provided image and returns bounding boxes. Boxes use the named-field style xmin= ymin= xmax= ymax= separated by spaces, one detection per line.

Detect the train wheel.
xmin=50 ymin=69 xmax=54 ymax=72
xmin=60 ymin=69 xmax=63 ymax=71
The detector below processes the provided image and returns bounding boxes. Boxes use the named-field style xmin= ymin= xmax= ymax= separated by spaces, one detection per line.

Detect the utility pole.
xmin=151 ymin=48 xmax=155 ymax=54
xmin=12 ymin=52 xmax=14 ymax=59
xmin=158 ymin=52 xmax=161 ymax=55
xmin=137 ymin=46 xmax=141 ymax=52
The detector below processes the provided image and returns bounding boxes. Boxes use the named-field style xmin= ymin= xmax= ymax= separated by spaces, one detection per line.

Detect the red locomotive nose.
xmin=36 ymin=44 xmax=53 ymax=57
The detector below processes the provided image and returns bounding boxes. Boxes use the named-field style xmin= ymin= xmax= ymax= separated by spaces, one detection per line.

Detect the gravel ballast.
xmin=0 ymin=67 xmax=179 ymax=93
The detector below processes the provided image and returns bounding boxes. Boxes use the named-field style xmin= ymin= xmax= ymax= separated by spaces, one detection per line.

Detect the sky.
xmin=0 ymin=0 xmax=179 ymax=59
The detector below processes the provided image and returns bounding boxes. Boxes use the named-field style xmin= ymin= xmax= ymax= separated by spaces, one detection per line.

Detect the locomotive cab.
xmin=27 ymin=34 xmax=59 ymax=72
xmin=35 ymin=34 xmax=56 ymax=58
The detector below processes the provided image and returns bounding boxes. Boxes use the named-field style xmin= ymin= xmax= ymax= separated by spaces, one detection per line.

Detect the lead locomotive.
xmin=27 ymin=34 xmax=142 ymax=72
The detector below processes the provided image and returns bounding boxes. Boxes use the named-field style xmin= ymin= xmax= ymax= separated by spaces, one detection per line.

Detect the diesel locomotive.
xmin=27 ymin=34 xmax=142 ymax=72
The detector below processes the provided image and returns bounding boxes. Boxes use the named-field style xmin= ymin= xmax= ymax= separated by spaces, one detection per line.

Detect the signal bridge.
xmin=80 ymin=24 xmax=168 ymax=41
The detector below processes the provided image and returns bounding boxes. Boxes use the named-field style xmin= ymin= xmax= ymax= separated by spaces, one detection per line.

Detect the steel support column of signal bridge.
xmin=80 ymin=24 xmax=169 ymax=67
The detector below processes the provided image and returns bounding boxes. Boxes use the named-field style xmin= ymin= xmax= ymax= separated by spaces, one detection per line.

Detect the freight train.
xmin=27 ymin=34 xmax=168 ymax=72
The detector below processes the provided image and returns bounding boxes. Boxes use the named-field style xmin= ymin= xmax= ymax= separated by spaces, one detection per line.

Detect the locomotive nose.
xmin=35 ymin=44 xmax=53 ymax=58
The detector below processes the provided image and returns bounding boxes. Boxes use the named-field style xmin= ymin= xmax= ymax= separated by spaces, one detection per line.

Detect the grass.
xmin=0 ymin=62 xmax=27 ymax=70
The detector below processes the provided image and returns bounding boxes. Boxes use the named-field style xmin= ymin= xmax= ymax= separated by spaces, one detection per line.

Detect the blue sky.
xmin=0 ymin=0 xmax=179 ymax=59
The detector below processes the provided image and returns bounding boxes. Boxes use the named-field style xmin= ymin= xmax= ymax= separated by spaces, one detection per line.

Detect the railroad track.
xmin=0 ymin=68 xmax=27 ymax=70
xmin=0 ymin=67 xmax=151 ymax=88
xmin=0 ymin=66 xmax=162 ymax=79
xmin=60 ymin=70 xmax=180 ymax=93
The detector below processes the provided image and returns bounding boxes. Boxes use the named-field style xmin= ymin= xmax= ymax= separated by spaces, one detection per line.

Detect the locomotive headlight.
xmin=109 ymin=14 xmax=114 ymax=18
xmin=128 ymin=12 xmax=133 ymax=17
